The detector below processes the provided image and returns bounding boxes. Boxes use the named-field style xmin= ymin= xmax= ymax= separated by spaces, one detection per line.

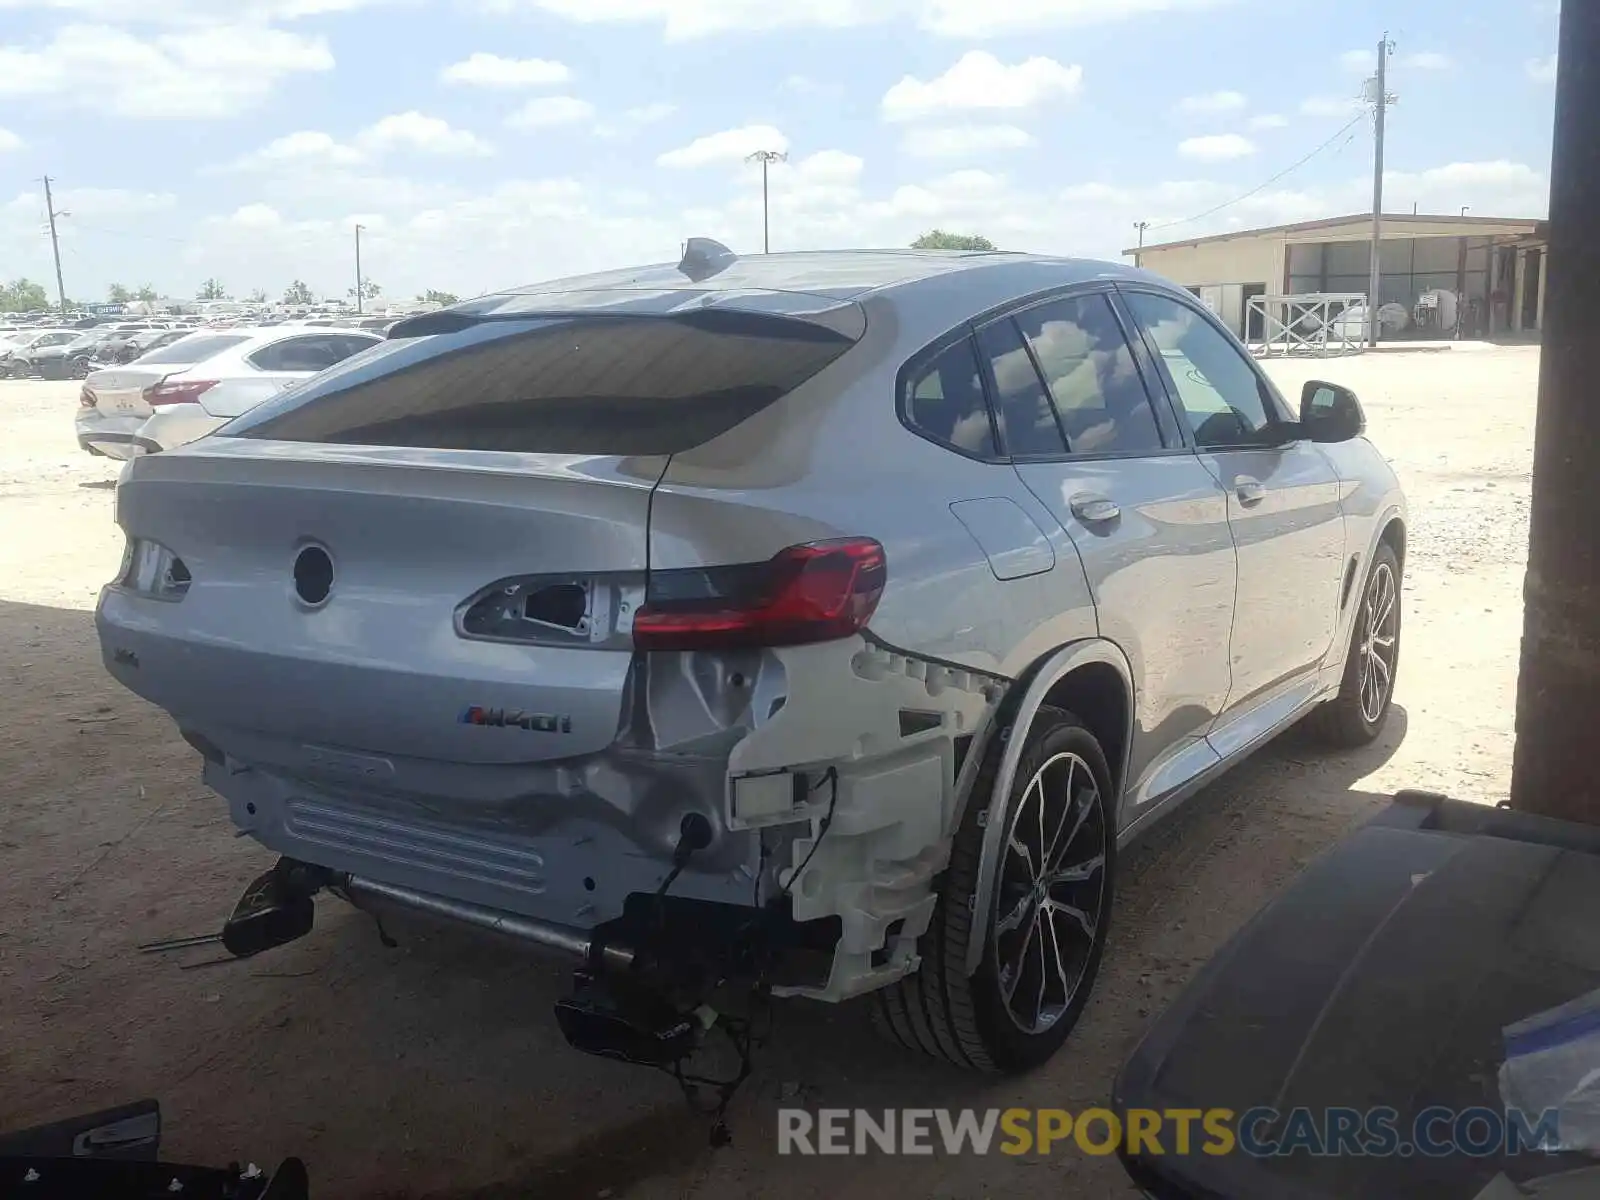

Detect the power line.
xmin=1147 ymin=112 xmax=1367 ymax=234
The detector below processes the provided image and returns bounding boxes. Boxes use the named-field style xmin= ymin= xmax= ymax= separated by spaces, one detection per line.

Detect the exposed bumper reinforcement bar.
xmin=338 ymin=873 xmax=636 ymax=970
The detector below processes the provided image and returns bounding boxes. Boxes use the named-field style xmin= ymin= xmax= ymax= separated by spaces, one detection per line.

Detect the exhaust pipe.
xmin=339 ymin=874 xmax=635 ymax=970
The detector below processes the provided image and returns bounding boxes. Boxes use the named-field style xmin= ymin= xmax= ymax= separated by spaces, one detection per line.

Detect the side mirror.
xmin=1300 ymin=381 xmax=1366 ymax=443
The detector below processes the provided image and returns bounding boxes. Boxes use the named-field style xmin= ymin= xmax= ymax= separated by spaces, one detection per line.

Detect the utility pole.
xmin=1510 ymin=1 xmax=1600 ymax=823
xmin=1133 ymin=220 xmax=1150 ymax=268
xmin=746 ymin=150 xmax=787 ymax=253
xmin=1366 ymin=34 xmax=1394 ymax=347
xmin=354 ymin=223 xmax=365 ymax=314
xmin=42 ymin=175 xmax=69 ymax=317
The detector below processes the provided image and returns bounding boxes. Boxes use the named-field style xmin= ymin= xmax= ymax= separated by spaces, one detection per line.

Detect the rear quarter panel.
xmin=649 ymin=292 xmax=1098 ymax=679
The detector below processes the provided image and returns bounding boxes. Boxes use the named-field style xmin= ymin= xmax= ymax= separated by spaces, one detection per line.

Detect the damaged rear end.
xmin=97 ymin=287 xmax=997 ymax=1003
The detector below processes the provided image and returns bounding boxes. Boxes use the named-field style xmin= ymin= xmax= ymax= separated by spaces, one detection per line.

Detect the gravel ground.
xmin=0 ymin=345 xmax=1537 ymax=1198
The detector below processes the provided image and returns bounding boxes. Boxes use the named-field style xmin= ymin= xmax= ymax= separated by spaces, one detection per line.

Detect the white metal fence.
xmin=1246 ymin=292 xmax=1368 ymax=357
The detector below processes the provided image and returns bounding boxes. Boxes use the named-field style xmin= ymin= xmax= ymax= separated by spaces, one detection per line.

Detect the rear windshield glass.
xmin=136 ymin=334 xmax=249 ymax=365
xmin=224 ymin=312 xmax=859 ymax=455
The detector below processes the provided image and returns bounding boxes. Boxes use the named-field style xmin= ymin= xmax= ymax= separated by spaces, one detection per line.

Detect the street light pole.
xmin=745 ymin=150 xmax=788 ymax=253
xmin=1133 ymin=220 xmax=1150 ymax=268
xmin=354 ymin=224 xmax=366 ymax=315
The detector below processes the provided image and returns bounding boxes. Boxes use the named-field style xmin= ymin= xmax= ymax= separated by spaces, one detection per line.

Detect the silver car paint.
xmin=96 ymin=250 xmax=1407 ymax=1003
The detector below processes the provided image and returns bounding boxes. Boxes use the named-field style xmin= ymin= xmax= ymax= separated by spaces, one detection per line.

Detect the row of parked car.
xmin=1 ymin=314 xmax=396 ymax=381
xmin=75 ymin=324 xmax=386 ymax=458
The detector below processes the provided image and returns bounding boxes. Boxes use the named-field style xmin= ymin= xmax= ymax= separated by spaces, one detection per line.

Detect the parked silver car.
xmin=96 ymin=246 xmax=1405 ymax=1073
xmin=77 ymin=326 xmax=382 ymax=459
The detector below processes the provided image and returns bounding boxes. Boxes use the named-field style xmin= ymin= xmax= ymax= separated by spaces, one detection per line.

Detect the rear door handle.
xmin=1070 ymin=493 xmax=1121 ymax=523
xmin=1235 ymin=478 xmax=1266 ymax=507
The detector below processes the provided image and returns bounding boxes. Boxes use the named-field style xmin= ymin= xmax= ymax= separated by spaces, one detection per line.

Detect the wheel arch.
xmin=959 ymin=637 xmax=1135 ymax=978
xmin=1378 ymin=511 xmax=1406 ymax=570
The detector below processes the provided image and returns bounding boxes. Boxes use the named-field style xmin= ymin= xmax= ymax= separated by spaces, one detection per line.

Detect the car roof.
xmin=458 ymin=247 xmax=1175 ymax=341
xmin=495 ymin=248 xmax=1154 ymax=301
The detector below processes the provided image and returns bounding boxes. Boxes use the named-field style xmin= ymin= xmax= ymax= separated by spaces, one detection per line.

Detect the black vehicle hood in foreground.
xmin=1114 ymin=794 xmax=1600 ymax=1200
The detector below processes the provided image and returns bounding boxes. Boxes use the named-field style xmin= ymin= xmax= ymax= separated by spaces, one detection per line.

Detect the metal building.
xmin=1126 ymin=213 xmax=1548 ymax=343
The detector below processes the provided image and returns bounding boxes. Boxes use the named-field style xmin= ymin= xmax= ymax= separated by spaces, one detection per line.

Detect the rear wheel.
xmin=1307 ymin=542 xmax=1401 ymax=747
xmin=875 ymin=707 xmax=1114 ymax=1072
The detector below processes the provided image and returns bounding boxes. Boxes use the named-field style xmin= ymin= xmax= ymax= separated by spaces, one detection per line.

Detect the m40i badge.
xmin=459 ymin=706 xmax=573 ymax=733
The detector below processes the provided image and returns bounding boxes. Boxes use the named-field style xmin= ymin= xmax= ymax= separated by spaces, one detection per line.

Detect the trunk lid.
xmin=82 ymin=366 xmax=169 ymax=418
xmin=102 ymin=440 xmax=666 ymax=767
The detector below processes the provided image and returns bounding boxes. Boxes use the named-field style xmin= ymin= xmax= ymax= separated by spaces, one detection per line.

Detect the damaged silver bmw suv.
xmin=98 ymin=243 xmax=1405 ymax=1074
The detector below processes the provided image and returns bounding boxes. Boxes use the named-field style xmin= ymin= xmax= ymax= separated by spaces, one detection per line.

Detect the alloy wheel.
xmin=1358 ymin=560 xmax=1399 ymax=724
xmin=992 ymin=751 xmax=1108 ymax=1035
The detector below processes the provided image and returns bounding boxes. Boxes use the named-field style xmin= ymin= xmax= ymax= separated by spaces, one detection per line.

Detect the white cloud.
xmin=358 ymin=112 xmax=495 ymax=156
xmin=1248 ymin=113 xmax=1289 ymax=129
xmin=1176 ymin=90 xmax=1246 ymax=116
xmin=1527 ymin=55 xmax=1557 ymax=83
xmin=1340 ymin=48 xmax=1377 ymax=74
xmin=901 ymin=123 xmax=1035 ymax=158
xmin=1341 ymin=46 xmax=1450 ymax=75
xmin=0 ymin=0 xmax=395 ymax=22
xmin=49 ymin=187 xmax=177 ymax=216
xmin=0 ymin=22 xmax=333 ymax=118
xmin=657 ymin=123 xmax=788 ymax=168
xmin=506 ymin=95 xmax=596 ymax=129
xmin=1178 ymin=133 xmax=1255 ymax=161
xmin=626 ymin=102 xmax=675 ymax=124
xmin=1301 ymin=94 xmax=1362 ymax=117
xmin=229 ymin=130 xmax=366 ymax=170
xmin=882 ymin=51 xmax=1082 ymax=121
xmin=440 ymin=52 xmax=571 ymax=88
xmin=518 ymin=0 xmax=1240 ymax=40
xmin=782 ymin=74 xmax=844 ymax=97
xmin=1383 ymin=161 xmax=1548 ymax=217
xmin=0 ymin=127 xmax=21 ymax=152
xmin=1405 ymin=51 xmax=1452 ymax=70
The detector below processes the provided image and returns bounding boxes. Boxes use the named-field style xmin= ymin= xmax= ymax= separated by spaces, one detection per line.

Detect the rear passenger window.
xmin=977 ymin=319 xmax=1067 ymax=457
xmin=905 ymin=338 xmax=998 ymax=458
xmin=1014 ymin=295 xmax=1165 ymax=456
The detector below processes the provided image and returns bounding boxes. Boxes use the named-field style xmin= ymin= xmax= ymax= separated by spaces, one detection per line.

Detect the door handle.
xmin=1070 ymin=493 xmax=1121 ymax=523
xmin=1235 ymin=478 xmax=1266 ymax=506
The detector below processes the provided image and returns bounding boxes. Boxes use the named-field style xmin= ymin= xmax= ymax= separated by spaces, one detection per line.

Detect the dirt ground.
xmin=0 ymin=346 xmax=1538 ymax=1198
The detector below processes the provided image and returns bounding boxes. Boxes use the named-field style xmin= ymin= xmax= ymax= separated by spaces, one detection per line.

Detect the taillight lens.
xmin=633 ymin=538 xmax=886 ymax=651
xmin=144 ymin=379 xmax=218 ymax=407
xmin=79 ymin=386 xmax=96 ymax=409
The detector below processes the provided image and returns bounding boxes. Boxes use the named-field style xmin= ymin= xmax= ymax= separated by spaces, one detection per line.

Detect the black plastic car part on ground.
xmin=1113 ymin=792 xmax=1600 ymax=1200
xmin=0 ymin=1099 xmax=309 ymax=1199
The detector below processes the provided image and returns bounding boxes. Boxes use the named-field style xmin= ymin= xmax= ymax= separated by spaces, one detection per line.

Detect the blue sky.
xmin=0 ymin=0 xmax=1561 ymax=304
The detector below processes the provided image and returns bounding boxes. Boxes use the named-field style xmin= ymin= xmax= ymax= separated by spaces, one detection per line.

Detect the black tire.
xmin=874 ymin=706 xmax=1115 ymax=1073
xmin=1307 ymin=541 xmax=1402 ymax=748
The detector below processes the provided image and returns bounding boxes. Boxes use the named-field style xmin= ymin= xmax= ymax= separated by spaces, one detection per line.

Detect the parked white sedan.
xmin=76 ymin=326 xmax=383 ymax=459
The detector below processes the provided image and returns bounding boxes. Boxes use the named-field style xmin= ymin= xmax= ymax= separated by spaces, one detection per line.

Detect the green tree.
xmin=911 ymin=230 xmax=997 ymax=251
xmin=420 ymin=289 xmax=459 ymax=305
xmin=0 ymin=278 xmax=50 ymax=312
xmin=197 ymin=277 xmax=228 ymax=301
xmin=348 ymin=280 xmax=382 ymax=301
xmin=247 ymin=288 xmax=268 ymax=304
xmin=282 ymin=280 xmax=314 ymax=305
xmin=135 ymin=284 xmax=158 ymax=302
xmin=108 ymin=283 xmax=132 ymax=304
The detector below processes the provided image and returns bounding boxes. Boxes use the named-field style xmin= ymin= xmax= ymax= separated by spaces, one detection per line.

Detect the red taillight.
xmin=143 ymin=379 xmax=218 ymax=407
xmin=633 ymin=538 xmax=887 ymax=651
xmin=79 ymin=386 xmax=96 ymax=409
